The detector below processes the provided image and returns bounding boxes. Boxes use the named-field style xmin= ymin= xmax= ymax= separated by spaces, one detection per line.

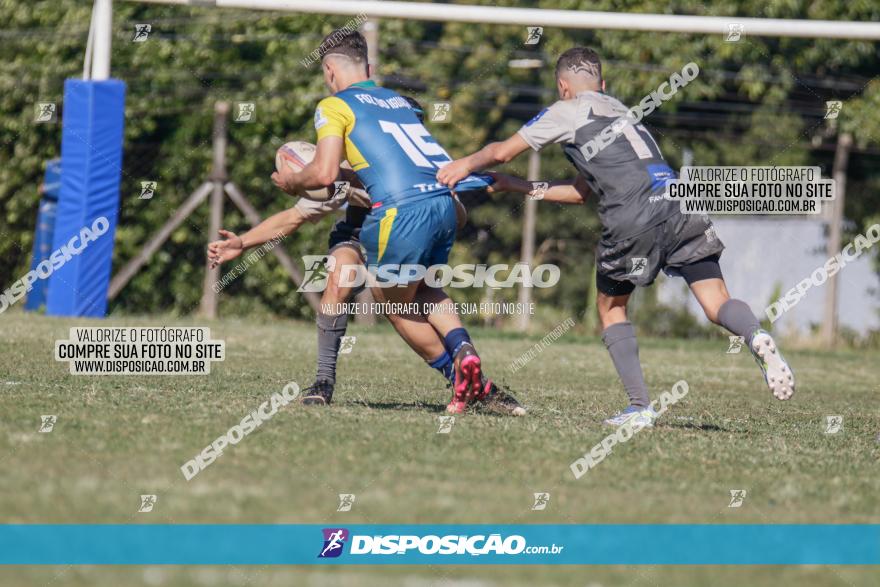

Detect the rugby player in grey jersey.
xmin=439 ymin=47 xmax=794 ymax=428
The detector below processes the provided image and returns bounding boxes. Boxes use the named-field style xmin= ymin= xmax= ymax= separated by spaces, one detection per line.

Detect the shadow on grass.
xmin=663 ymin=421 xmax=729 ymax=432
xmin=350 ymin=401 xmax=448 ymax=414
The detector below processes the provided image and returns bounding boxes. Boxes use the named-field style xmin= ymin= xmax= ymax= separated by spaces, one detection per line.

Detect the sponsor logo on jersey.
xmin=314 ymin=106 xmax=328 ymax=130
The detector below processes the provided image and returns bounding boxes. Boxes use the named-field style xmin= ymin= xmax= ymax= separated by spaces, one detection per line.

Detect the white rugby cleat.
xmin=603 ymin=405 xmax=657 ymax=428
xmin=749 ymin=330 xmax=795 ymax=400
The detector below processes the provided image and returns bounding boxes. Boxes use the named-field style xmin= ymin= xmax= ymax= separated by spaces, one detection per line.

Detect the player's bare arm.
xmin=487 ymin=172 xmax=592 ymax=205
xmin=437 ymin=133 xmax=531 ymax=188
xmin=271 ymin=135 xmax=344 ymax=195
xmin=207 ymin=207 xmax=306 ymax=268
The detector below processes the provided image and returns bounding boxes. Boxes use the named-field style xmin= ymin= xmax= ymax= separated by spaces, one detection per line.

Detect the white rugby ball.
xmin=275 ymin=141 xmax=335 ymax=202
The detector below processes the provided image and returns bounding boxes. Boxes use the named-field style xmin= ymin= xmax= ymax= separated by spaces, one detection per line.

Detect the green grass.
xmin=1 ymin=311 xmax=878 ymax=586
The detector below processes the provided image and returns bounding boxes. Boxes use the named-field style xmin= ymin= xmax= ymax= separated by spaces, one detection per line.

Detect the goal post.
xmin=131 ymin=0 xmax=880 ymax=40
xmin=45 ymin=0 xmax=125 ymax=318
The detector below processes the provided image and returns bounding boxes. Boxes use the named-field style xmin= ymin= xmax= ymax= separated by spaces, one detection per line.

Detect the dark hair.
xmin=318 ymin=29 xmax=369 ymax=67
xmin=402 ymin=95 xmax=425 ymax=122
xmin=555 ymin=47 xmax=602 ymax=81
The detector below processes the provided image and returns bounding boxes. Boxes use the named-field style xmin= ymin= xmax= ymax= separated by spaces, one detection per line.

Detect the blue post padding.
xmin=24 ymin=160 xmax=61 ymax=311
xmin=46 ymin=79 xmax=125 ymax=317
xmin=23 ymin=198 xmax=58 ymax=312
xmin=41 ymin=158 xmax=62 ymax=201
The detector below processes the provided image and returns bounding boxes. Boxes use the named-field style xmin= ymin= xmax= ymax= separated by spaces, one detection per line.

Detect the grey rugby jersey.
xmin=517 ymin=91 xmax=679 ymax=242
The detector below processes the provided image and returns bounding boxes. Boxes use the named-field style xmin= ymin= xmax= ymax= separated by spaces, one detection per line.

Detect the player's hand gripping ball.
xmin=275 ymin=141 xmax=341 ymax=202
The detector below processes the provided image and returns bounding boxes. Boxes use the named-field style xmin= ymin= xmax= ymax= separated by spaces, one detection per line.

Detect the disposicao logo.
xmin=318 ymin=528 xmax=349 ymax=558
xmin=315 ymin=529 xmax=564 ymax=558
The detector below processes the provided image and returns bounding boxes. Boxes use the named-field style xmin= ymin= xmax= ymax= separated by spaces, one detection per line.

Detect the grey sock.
xmin=717 ymin=299 xmax=761 ymax=345
xmin=602 ymin=321 xmax=650 ymax=409
xmin=316 ymin=312 xmax=348 ymax=384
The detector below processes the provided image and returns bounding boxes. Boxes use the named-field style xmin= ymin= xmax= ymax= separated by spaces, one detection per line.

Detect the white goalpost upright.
xmin=89 ymin=0 xmax=113 ymax=80
xmin=129 ymin=0 xmax=880 ymax=40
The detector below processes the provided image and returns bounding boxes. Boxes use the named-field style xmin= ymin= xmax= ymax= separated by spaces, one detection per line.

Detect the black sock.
xmin=315 ymin=312 xmax=348 ymax=384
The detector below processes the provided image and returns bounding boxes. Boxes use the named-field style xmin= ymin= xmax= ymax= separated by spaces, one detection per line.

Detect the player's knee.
xmin=597 ymin=297 xmax=627 ymax=329
xmin=597 ymin=293 xmax=625 ymax=312
xmin=599 ymin=313 xmax=626 ymax=330
xmin=704 ymin=294 xmax=732 ymax=325
xmin=696 ymin=287 xmax=729 ymax=324
xmin=703 ymin=304 xmax=721 ymax=324
xmin=596 ymin=300 xmax=613 ymax=322
xmin=322 ymin=274 xmax=351 ymax=304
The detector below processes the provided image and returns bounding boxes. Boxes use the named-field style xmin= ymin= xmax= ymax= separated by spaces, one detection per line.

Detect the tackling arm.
xmin=437 ymin=133 xmax=532 ymax=188
xmin=238 ymin=207 xmax=306 ymax=249
xmin=487 ymin=172 xmax=592 ymax=205
xmin=207 ymin=207 xmax=307 ymax=269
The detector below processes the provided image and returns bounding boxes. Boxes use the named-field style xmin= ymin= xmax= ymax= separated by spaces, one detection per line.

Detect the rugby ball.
xmin=275 ymin=141 xmax=335 ymax=202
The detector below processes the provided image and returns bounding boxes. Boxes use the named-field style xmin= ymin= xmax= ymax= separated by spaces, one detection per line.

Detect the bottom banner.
xmin=1 ymin=525 xmax=877 ymax=565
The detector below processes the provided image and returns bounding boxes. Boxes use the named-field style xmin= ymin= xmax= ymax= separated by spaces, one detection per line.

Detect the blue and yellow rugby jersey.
xmin=314 ymin=81 xmax=488 ymax=210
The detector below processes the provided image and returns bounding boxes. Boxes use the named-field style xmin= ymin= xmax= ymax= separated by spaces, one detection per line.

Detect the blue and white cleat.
xmin=603 ymin=405 xmax=657 ymax=428
xmin=750 ymin=329 xmax=795 ymax=400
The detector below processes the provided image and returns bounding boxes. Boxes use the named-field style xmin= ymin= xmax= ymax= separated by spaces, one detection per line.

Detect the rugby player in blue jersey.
xmin=271 ymin=30 xmax=525 ymax=416
xmin=210 ymin=99 xmax=464 ymax=404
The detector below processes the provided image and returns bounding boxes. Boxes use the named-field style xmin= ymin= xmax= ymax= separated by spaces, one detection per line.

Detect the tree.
xmin=2 ymin=0 xmax=878 ymax=323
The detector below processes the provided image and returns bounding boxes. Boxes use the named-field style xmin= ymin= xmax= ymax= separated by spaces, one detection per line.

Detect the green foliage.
xmin=2 ymin=0 xmax=879 ymax=323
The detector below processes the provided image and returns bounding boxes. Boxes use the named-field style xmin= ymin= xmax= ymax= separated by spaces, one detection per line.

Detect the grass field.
xmin=1 ymin=310 xmax=878 ymax=586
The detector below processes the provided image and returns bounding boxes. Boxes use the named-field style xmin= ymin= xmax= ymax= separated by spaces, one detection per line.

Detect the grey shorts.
xmin=595 ymin=213 xmax=725 ymax=296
